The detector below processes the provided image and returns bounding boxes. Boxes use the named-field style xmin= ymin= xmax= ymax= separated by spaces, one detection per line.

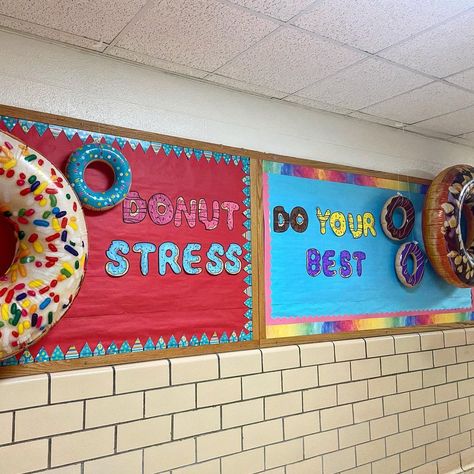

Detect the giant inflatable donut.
xmin=423 ymin=165 xmax=474 ymax=288
xmin=66 ymin=143 xmax=131 ymax=211
xmin=0 ymin=131 xmax=88 ymax=360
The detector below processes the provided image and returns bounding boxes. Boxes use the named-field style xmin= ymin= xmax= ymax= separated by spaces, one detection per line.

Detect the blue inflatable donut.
xmin=66 ymin=143 xmax=132 ymax=211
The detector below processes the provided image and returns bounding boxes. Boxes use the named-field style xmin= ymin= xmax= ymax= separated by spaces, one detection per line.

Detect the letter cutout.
xmin=105 ymin=240 xmax=130 ymax=277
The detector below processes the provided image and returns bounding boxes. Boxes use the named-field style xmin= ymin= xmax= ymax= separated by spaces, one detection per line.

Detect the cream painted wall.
xmin=0 ymin=29 xmax=473 ymax=179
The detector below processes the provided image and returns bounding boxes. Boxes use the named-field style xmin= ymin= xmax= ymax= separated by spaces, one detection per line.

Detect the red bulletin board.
xmin=0 ymin=113 xmax=252 ymax=366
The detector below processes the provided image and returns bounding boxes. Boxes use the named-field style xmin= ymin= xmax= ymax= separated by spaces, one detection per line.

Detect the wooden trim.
xmin=0 ymin=104 xmax=470 ymax=379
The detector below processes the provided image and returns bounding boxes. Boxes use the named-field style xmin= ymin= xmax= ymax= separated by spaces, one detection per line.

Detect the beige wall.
xmin=0 ymin=328 xmax=473 ymax=473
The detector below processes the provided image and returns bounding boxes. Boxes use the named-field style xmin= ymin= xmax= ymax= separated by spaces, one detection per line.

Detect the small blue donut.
xmin=66 ymin=143 xmax=132 ymax=211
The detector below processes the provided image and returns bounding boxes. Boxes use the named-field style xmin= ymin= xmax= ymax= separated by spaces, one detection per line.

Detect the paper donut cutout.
xmin=395 ymin=241 xmax=425 ymax=288
xmin=381 ymin=195 xmax=415 ymax=241
xmin=0 ymin=130 xmax=88 ymax=361
xmin=423 ymin=164 xmax=474 ymax=288
xmin=66 ymin=143 xmax=132 ymax=211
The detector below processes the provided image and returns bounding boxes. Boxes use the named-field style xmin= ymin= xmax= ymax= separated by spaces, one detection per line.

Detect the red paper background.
xmin=0 ymin=121 xmax=250 ymax=357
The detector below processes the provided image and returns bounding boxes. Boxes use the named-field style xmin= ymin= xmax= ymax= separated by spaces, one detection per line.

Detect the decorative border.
xmin=263 ymin=161 xmax=474 ymax=337
xmin=0 ymin=115 xmax=252 ymax=366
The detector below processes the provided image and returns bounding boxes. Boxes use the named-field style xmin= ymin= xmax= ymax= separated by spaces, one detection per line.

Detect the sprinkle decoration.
xmin=0 ymin=130 xmax=88 ymax=361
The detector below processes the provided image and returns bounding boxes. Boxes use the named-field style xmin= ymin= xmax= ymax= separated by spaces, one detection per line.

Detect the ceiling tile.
xmin=413 ymin=106 xmax=474 ymax=135
xmin=297 ymin=58 xmax=431 ymax=110
xmin=0 ymin=17 xmax=106 ymax=51
xmin=0 ymin=0 xmax=146 ymax=43
xmin=380 ymin=10 xmax=474 ymax=78
xmin=283 ymin=95 xmax=353 ymax=115
xmin=446 ymin=68 xmax=474 ymax=92
xmin=361 ymin=82 xmax=474 ymax=124
xmin=227 ymin=0 xmax=315 ymax=21
xmin=115 ymin=0 xmax=278 ymax=71
xmin=292 ymin=0 xmax=474 ymax=53
xmin=348 ymin=111 xmax=405 ymax=128
xmin=106 ymin=47 xmax=208 ymax=78
xmin=206 ymin=74 xmax=287 ymax=98
xmin=215 ymin=26 xmax=367 ymax=93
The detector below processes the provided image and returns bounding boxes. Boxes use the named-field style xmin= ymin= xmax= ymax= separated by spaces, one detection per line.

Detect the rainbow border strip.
xmin=263 ymin=161 xmax=474 ymax=338
xmin=0 ymin=115 xmax=253 ymax=366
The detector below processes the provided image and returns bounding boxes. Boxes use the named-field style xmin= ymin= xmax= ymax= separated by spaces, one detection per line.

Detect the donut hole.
xmin=84 ymin=160 xmax=115 ymax=193
xmin=406 ymin=253 xmax=415 ymax=275
xmin=392 ymin=207 xmax=406 ymax=229
xmin=460 ymin=205 xmax=474 ymax=255
xmin=0 ymin=215 xmax=18 ymax=277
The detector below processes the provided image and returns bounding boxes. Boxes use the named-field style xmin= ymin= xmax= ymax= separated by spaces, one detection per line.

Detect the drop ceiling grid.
xmin=0 ymin=0 xmax=472 ymax=143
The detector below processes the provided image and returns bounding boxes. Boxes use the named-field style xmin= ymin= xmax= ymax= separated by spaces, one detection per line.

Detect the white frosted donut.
xmin=0 ymin=130 xmax=88 ymax=361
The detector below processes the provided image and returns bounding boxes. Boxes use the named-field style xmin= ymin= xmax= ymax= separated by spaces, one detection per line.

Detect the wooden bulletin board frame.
xmin=0 ymin=104 xmax=471 ymax=378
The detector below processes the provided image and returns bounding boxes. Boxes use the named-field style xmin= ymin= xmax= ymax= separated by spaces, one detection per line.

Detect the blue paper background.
xmin=267 ymin=173 xmax=472 ymax=320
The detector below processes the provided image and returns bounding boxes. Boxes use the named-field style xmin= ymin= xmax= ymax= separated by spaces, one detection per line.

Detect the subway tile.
xmin=322 ymin=447 xmax=356 ymax=474
xmin=146 ymin=384 xmax=195 ymax=416
xmin=365 ymin=335 xmax=394 ymax=357
xmin=411 ymin=387 xmax=435 ymax=409
xmin=284 ymin=411 xmax=320 ymax=439
xmin=286 ymin=456 xmax=323 ymax=474
xmin=413 ymin=424 xmax=437 ymax=447
xmin=265 ymin=391 xmax=302 ymax=419
xmin=420 ymin=331 xmax=444 ymax=350
xmin=144 ymin=438 xmax=195 ymax=473
xmin=354 ymin=398 xmax=383 ymax=423
xmin=423 ymin=367 xmax=446 ymax=387
xmin=173 ymin=459 xmax=220 ymax=474
xmin=334 ymin=339 xmax=366 ymax=361
xmin=457 ymin=344 xmax=474 ymax=363
xmin=304 ymin=429 xmax=339 ymax=457
xmin=51 ymin=367 xmax=113 ymax=403
xmin=444 ymin=328 xmax=466 ymax=347
xmin=368 ymin=375 xmax=396 ymax=398
xmin=372 ymin=455 xmax=400 ymax=474
xmin=351 ymin=358 xmax=380 ymax=380
xmin=51 ymin=426 xmax=114 ymax=466
xmin=0 ymin=438 xmax=48 ymax=472
xmin=174 ymin=406 xmax=220 ymax=439
xmin=465 ymin=327 xmax=474 ymax=344
xmin=338 ymin=380 xmax=368 ymax=404
xmin=425 ymin=402 xmax=448 ymax=424
xmin=303 ymin=385 xmax=337 ymax=411
xmin=413 ymin=461 xmax=437 ymax=474
xmin=449 ymin=431 xmax=471 ymax=453
xmin=0 ymin=412 xmax=13 ymax=445
xmin=219 ymin=349 xmax=262 ymax=377
xmin=320 ymin=404 xmax=353 ymax=430
xmin=408 ymin=351 xmax=433 ymax=371
xmin=84 ymin=451 xmax=142 ymax=474
xmin=114 ymin=360 xmax=169 ymax=393
xmin=437 ymin=452 xmax=461 ymax=473
xmin=221 ymin=447 xmax=264 ymax=474
xmin=433 ymin=348 xmax=456 ymax=367
xmin=447 ymin=362 xmax=467 ymax=382
xmin=426 ymin=438 xmax=449 ymax=462
xmin=197 ymin=377 xmax=241 ymax=407
xmin=243 ymin=419 xmax=283 ymax=449
xmin=262 ymin=345 xmax=300 ymax=371
xmin=458 ymin=378 xmax=474 ymax=398
xmin=265 ymin=438 xmax=304 ymax=469
xmin=0 ymin=374 xmax=48 ymax=411
xmin=448 ymin=397 xmax=470 ymax=418
xmin=15 ymin=401 xmax=83 ymax=441
xmin=395 ymin=334 xmax=421 ymax=353
xmin=222 ymin=398 xmax=264 ymax=428
xmin=85 ymin=392 xmax=143 ymax=428
xmin=400 ymin=446 xmax=425 ymax=471
xmin=397 ymin=371 xmax=422 ymax=393
xmin=438 ymin=417 xmax=460 ymax=439
xmin=356 ymin=438 xmax=385 ymax=464
xmin=386 ymin=431 xmax=413 ymax=455
xmin=461 ymin=445 xmax=474 ymax=470
xmin=370 ymin=414 xmax=398 ymax=439
xmin=381 ymin=354 xmax=408 ymax=375
xmin=45 ymin=465 xmax=82 ymax=474
xmin=282 ymin=366 xmax=318 ymax=391
xmin=196 ymin=428 xmax=241 ymax=461
xmin=300 ymin=341 xmax=335 ymax=366
xmin=435 ymin=382 xmax=458 ymax=403
xmin=242 ymin=371 xmax=282 ymax=399
xmin=340 ymin=466 xmax=371 ymax=474
xmin=384 ymin=393 xmax=410 ymax=415
xmin=117 ymin=415 xmax=171 ymax=451
xmin=171 ymin=355 xmax=218 ymax=385
xmin=399 ymin=408 xmax=425 ymax=432
xmin=318 ymin=361 xmax=351 ymax=385
xmin=339 ymin=422 xmax=370 ymax=448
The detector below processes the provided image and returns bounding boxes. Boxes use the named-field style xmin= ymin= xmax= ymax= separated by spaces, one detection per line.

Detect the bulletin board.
xmin=262 ymin=160 xmax=474 ymax=341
